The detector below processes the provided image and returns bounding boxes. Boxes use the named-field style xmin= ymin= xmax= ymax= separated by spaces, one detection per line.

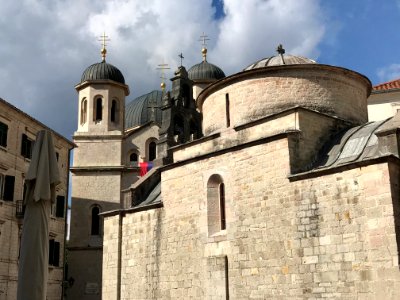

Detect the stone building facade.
xmin=0 ymin=98 xmax=73 ymax=300
xmin=70 ymin=44 xmax=400 ymax=299
xmin=102 ymin=54 xmax=400 ymax=299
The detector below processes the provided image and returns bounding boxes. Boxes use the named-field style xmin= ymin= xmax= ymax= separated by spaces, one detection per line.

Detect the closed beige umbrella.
xmin=17 ymin=130 xmax=60 ymax=300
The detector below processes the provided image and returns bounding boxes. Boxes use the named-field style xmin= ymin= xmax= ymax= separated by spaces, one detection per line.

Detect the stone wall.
xmin=200 ymin=66 xmax=370 ymax=135
xmin=103 ymin=133 xmax=400 ymax=299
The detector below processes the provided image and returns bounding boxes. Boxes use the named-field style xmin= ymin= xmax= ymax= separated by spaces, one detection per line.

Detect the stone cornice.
xmin=75 ymin=79 xmax=130 ymax=96
xmin=73 ymin=134 xmax=123 ymax=141
xmin=70 ymin=165 xmax=126 ymax=173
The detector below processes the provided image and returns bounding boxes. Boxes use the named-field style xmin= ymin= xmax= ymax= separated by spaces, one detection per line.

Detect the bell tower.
xmin=67 ymin=35 xmax=129 ymax=300
xmin=155 ymin=65 xmax=202 ymax=166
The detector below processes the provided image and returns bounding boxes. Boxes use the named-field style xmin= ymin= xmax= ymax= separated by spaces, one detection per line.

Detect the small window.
xmin=56 ymin=195 xmax=65 ymax=218
xmin=0 ymin=174 xmax=4 ymax=199
xmin=21 ymin=134 xmax=34 ymax=159
xmin=95 ymin=98 xmax=102 ymax=121
xmin=148 ymin=142 xmax=156 ymax=162
xmin=49 ymin=239 xmax=60 ymax=267
xmin=225 ymin=93 xmax=230 ymax=127
xmin=56 ymin=152 xmax=59 ymax=162
xmin=111 ymin=100 xmax=118 ymax=123
xmin=81 ymin=98 xmax=87 ymax=125
xmin=91 ymin=206 xmax=100 ymax=236
xmin=129 ymin=152 xmax=138 ymax=166
xmin=3 ymin=175 xmax=15 ymax=201
xmin=0 ymin=121 xmax=8 ymax=147
xmin=207 ymin=174 xmax=227 ymax=236
xmin=220 ymin=183 xmax=226 ymax=230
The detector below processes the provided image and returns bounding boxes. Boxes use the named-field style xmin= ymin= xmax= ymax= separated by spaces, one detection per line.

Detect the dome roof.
xmin=125 ymin=90 xmax=163 ymax=129
xmin=188 ymin=61 xmax=226 ymax=81
xmin=81 ymin=61 xmax=125 ymax=84
xmin=244 ymin=44 xmax=316 ymax=71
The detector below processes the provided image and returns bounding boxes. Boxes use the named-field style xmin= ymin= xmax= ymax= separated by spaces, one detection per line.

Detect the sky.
xmin=0 ymin=0 xmax=399 ymax=140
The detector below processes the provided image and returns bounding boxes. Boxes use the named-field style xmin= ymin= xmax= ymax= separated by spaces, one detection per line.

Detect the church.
xmin=68 ymin=39 xmax=400 ymax=299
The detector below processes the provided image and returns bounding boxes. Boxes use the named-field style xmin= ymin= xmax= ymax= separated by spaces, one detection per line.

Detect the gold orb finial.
xmin=161 ymin=82 xmax=166 ymax=90
xmin=98 ymin=32 xmax=110 ymax=62
xmin=202 ymin=47 xmax=207 ymax=61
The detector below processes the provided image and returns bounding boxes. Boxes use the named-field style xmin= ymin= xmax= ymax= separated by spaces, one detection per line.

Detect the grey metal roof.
xmin=135 ymin=181 xmax=161 ymax=208
xmin=314 ymin=119 xmax=392 ymax=169
xmin=188 ymin=61 xmax=226 ymax=81
xmin=81 ymin=61 xmax=125 ymax=84
xmin=244 ymin=54 xmax=316 ymax=71
xmin=125 ymin=90 xmax=163 ymax=129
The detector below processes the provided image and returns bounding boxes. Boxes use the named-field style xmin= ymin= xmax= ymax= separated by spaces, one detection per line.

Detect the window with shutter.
xmin=3 ymin=175 xmax=15 ymax=201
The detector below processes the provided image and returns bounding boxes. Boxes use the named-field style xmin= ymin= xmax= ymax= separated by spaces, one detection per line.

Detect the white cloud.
xmin=377 ymin=64 xmax=400 ymax=83
xmin=0 ymin=0 xmax=326 ymax=138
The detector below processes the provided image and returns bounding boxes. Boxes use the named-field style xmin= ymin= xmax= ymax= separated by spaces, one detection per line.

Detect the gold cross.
xmin=98 ymin=32 xmax=110 ymax=61
xmin=199 ymin=32 xmax=210 ymax=48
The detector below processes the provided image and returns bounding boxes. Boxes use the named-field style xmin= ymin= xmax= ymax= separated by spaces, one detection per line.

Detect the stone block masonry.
xmin=102 ymin=134 xmax=400 ymax=299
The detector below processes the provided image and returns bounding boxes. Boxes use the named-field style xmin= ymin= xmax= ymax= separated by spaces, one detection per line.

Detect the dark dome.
xmin=188 ymin=61 xmax=226 ymax=81
xmin=81 ymin=61 xmax=125 ymax=84
xmin=125 ymin=90 xmax=163 ymax=129
xmin=244 ymin=54 xmax=316 ymax=71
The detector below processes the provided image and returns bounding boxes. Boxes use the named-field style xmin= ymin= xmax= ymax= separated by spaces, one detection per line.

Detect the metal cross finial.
xmin=178 ymin=53 xmax=184 ymax=67
xmin=98 ymin=32 xmax=110 ymax=62
xmin=199 ymin=32 xmax=210 ymax=48
xmin=276 ymin=44 xmax=285 ymax=55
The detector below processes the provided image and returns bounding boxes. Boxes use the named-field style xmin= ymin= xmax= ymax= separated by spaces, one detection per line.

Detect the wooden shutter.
xmin=3 ymin=175 xmax=15 ymax=201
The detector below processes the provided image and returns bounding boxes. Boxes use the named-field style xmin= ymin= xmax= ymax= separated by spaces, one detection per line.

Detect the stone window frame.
xmin=207 ymin=174 xmax=227 ymax=236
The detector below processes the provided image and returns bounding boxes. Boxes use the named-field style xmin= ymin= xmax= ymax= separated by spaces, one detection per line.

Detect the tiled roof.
xmin=373 ymin=78 xmax=400 ymax=91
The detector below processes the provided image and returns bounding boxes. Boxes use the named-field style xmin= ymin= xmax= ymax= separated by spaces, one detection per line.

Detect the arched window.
xmin=173 ymin=115 xmax=185 ymax=143
xmin=207 ymin=174 xmax=227 ymax=236
xmin=80 ymin=98 xmax=87 ymax=125
xmin=148 ymin=141 xmax=156 ymax=161
xmin=129 ymin=152 xmax=138 ymax=166
xmin=95 ymin=98 xmax=102 ymax=121
xmin=219 ymin=183 xmax=226 ymax=230
xmin=111 ymin=99 xmax=117 ymax=123
xmin=91 ymin=206 xmax=100 ymax=235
